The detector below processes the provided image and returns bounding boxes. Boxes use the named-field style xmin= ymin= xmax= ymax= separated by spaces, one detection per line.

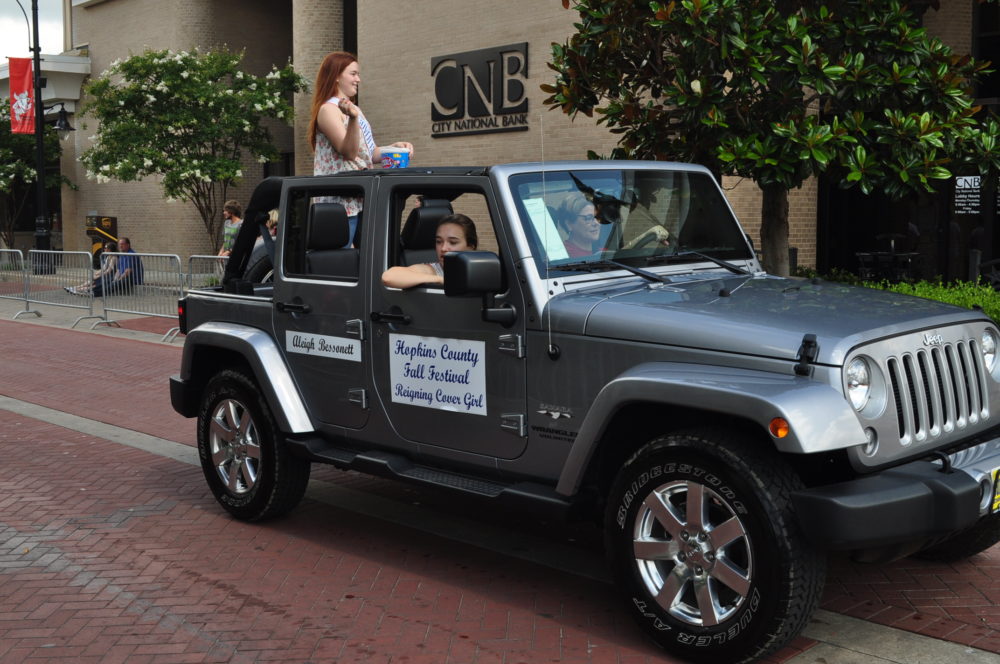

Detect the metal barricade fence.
xmin=0 ymin=249 xmax=27 ymax=306
xmin=17 ymin=250 xmax=102 ymax=327
xmin=97 ymin=252 xmax=183 ymax=342
xmin=186 ymin=255 xmax=228 ymax=290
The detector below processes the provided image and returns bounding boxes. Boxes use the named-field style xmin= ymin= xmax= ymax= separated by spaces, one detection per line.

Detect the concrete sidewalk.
xmin=2 ymin=295 xmax=1000 ymax=663
xmin=0 ymin=289 xmax=182 ymax=345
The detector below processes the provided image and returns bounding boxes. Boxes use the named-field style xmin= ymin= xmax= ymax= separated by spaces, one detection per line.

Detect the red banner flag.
xmin=8 ymin=58 xmax=34 ymax=134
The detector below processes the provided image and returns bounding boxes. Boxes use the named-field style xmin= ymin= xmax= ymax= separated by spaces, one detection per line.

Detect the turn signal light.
xmin=769 ymin=417 xmax=790 ymax=438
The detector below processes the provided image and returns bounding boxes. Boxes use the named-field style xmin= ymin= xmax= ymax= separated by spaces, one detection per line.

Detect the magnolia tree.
xmin=545 ymin=0 xmax=1000 ymax=275
xmin=81 ymin=49 xmax=306 ymax=251
xmin=0 ymin=104 xmax=68 ymax=250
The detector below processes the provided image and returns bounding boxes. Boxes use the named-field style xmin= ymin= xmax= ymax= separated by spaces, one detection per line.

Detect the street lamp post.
xmin=30 ymin=0 xmax=49 ymax=253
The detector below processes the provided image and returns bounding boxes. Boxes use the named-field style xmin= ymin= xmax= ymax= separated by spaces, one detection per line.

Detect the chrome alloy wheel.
xmin=632 ymin=479 xmax=753 ymax=627
xmin=208 ymin=398 xmax=262 ymax=495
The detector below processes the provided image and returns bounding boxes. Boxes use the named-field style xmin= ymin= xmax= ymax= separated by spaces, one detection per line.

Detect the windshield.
xmin=508 ymin=169 xmax=753 ymax=275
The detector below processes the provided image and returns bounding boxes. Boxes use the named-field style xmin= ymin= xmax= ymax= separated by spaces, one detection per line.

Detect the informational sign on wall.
xmin=431 ymin=43 xmax=529 ymax=138
xmin=389 ymin=333 xmax=487 ymax=415
xmin=954 ymin=175 xmax=1000 ymax=216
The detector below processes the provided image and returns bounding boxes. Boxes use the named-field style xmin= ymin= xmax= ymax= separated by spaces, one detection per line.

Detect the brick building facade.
xmin=59 ymin=0 xmax=295 ymax=259
xmin=32 ymin=0 xmax=991 ymax=271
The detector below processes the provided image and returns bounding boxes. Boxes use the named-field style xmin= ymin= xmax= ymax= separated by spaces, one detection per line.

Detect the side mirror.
xmin=443 ymin=251 xmax=504 ymax=296
xmin=443 ymin=251 xmax=516 ymax=327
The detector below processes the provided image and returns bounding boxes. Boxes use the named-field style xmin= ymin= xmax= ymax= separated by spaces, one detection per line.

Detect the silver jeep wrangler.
xmin=171 ymin=161 xmax=1000 ymax=663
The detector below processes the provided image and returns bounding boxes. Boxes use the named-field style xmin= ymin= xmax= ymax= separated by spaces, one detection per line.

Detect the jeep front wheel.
xmin=197 ymin=369 xmax=310 ymax=521
xmin=606 ymin=429 xmax=825 ymax=664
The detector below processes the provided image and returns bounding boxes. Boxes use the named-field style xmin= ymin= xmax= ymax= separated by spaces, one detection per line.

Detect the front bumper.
xmin=792 ymin=437 xmax=1000 ymax=550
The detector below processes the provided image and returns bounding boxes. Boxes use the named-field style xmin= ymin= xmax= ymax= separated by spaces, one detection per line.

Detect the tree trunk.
xmin=760 ymin=183 xmax=790 ymax=276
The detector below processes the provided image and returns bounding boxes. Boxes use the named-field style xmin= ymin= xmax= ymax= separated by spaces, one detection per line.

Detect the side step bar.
xmin=286 ymin=435 xmax=573 ymax=519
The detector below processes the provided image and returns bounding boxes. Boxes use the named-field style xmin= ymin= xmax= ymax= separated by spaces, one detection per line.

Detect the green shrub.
xmin=865 ymin=279 xmax=1000 ymax=322
xmin=793 ymin=267 xmax=1000 ymax=322
xmin=792 ymin=266 xmax=865 ymax=286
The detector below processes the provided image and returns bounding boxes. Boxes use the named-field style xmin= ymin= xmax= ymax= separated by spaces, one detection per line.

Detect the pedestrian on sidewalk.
xmin=218 ymin=201 xmax=243 ymax=257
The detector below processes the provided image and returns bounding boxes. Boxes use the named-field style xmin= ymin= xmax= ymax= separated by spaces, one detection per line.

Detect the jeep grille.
xmin=886 ymin=340 xmax=988 ymax=445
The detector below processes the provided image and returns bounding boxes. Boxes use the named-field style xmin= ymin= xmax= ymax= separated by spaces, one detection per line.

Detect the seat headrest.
xmin=420 ymin=198 xmax=451 ymax=209
xmin=308 ymin=202 xmax=350 ymax=250
xmin=401 ymin=202 xmax=454 ymax=250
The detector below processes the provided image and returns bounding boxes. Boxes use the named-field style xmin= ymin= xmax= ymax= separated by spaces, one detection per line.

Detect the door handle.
xmin=370 ymin=310 xmax=411 ymax=325
xmin=276 ymin=301 xmax=311 ymax=314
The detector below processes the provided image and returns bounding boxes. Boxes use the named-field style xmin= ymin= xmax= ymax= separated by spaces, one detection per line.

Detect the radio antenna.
xmin=540 ymin=113 xmax=558 ymax=358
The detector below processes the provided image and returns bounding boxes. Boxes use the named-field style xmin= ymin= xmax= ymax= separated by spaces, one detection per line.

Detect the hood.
xmin=546 ymin=273 xmax=988 ymax=366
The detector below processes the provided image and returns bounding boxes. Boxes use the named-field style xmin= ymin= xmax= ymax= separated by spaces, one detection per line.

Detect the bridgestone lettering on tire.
xmin=197 ymin=369 xmax=310 ymax=521
xmin=606 ymin=429 xmax=825 ymax=664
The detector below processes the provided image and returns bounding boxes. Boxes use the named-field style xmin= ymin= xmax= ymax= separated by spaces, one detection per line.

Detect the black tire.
xmin=197 ymin=369 xmax=310 ymax=520
xmin=915 ymin=513 xmax=1000 ymax=562
xmin=244 ymin=245 xmax=273 ymax=283
xmin=605 ymin=429 xmax=825 ymax=664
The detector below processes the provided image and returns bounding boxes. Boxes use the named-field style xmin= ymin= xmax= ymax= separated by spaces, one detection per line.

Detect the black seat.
xmin=306 ymin=202 xmax=359 ymax=279
xmin=399 ymin=198 xmax=453 ymax=266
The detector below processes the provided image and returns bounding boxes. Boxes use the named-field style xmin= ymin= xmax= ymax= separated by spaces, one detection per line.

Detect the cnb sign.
xmin=431 ymin=43 xmax=528 ymax=138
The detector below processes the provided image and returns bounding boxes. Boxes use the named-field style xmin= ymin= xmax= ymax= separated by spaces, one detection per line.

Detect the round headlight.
xmin=983 ymin=329 xmax=997 ymax=372
xmin=846 ymin=357 xmax=871 ymax=411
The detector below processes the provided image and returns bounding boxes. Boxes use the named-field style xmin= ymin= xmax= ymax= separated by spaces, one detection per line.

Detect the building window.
xmin=344 ymin=0 xmax=357 ymax=56
xmin=975 ymin=3 xmax=1000 ymax=103
xmin=263 ymin=152 xmax=294 ymax=178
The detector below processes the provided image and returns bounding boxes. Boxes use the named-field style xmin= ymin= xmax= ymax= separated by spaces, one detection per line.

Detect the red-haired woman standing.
xmin=308 ymin=51 xmax=414 ymax=243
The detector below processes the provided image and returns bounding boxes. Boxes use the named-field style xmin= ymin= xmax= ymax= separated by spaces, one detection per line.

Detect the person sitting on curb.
xmin=65 ymin=240 xmax=118 ymax=295
xmin=91 ymin=237 xmax=144 ymax=297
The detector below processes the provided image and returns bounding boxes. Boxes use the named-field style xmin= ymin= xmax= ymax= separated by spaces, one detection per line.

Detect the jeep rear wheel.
xmin=244 ymin=251 xmax=273 ymax=283
xmin=197 ymin=369 xmax=310 ymax=520
xmin=606 ymin=429 xmax=825 ymax=664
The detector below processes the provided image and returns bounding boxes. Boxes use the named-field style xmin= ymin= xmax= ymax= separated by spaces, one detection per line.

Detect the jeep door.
xmin=368 ymin=177 xmax=528 ymax=460
xmin=272 ymin=177 xmax=370 ymax=430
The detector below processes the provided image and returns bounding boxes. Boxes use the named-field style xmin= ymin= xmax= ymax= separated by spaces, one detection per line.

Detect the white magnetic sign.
xmin=389 ymin=333 xmax=487 ymax=415
xmin=285 ymin=331 xmax=362 ymax=362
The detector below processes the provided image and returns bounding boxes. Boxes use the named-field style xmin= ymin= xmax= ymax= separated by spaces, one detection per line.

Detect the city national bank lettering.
xmin=389 ymin=333 xmax=487 ymax=415
xmin=431 ymin=43 xmax=529 ymax=138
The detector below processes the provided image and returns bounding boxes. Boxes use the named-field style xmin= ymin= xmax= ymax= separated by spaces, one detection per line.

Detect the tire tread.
xmin=609 ymin=428 xmax=825 ymax=664
xmin=198 ymin=369 xmax=309 ymax=521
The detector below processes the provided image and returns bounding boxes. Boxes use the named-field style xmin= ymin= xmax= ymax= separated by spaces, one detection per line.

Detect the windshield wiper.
xmin=549 ymin=259 xmax=667 ymax=283
xmin=646 ymin=250 xmax=750 ymax=276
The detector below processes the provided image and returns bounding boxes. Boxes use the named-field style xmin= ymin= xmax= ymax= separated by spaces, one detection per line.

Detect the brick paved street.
xmin=3 ymin=314 xmax=1000 ymax=663
xmin=0 ymin=410 xmax=675 ymax=664
xmin=0 ymin=319 xmax=688 ymax=664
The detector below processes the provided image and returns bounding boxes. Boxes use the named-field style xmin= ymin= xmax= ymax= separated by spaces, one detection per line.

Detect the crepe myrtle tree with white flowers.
xmin=80 ymin=49 xmax=306 ymax=251
xmin=0 ymin=103 xmax=70 ymax=250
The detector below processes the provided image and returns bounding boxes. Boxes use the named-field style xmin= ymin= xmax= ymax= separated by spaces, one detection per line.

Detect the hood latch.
xmin=795 ymin=334 xmax=818 ymax=377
